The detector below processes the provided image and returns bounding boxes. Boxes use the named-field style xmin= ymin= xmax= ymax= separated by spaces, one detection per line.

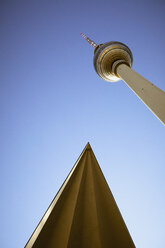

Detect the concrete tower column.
xmin=116 ymin=63 xmax=165 ymax=125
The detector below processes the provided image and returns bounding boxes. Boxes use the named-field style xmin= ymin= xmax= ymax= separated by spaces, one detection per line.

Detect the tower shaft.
xmin=116 ymin=63 xmax=165 ymax=125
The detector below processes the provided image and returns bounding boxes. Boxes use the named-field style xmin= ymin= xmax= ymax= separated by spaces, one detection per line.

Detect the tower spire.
xmin=80 ymin=33 xmax=98 ymax=48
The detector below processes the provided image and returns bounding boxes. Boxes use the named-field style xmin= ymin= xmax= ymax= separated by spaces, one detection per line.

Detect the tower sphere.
xmin=93 ymin=41 xmax=133 ymax=82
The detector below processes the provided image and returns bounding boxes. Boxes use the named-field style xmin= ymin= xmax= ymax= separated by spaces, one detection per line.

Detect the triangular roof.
xmin=25 ymin=143 xmax=135 ymax=248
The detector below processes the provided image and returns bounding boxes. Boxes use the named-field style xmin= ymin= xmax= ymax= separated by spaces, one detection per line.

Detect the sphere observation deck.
xmin=93 ymin=41 xmax=133 ymax=82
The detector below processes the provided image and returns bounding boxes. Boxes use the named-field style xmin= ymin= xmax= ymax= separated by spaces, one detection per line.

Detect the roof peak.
xmin=25 ymin=143 xmax=135 ymax=248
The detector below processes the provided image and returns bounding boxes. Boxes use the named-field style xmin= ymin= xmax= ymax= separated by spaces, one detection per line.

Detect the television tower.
xmin=80 ymin=33 xmax=165 ymax=125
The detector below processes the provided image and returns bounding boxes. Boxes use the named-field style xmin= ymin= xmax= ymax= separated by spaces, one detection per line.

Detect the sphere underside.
xmin=93 ymin=42 xmax=133 ymax=82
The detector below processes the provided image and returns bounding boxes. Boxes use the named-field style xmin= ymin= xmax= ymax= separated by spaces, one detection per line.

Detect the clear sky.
xmin=1 ymin=0 xmax=165 ymax=247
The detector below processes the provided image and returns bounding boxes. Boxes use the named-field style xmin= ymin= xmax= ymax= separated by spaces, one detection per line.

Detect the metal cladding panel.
xmin=25 ymin=143 xmax=135 ymax=248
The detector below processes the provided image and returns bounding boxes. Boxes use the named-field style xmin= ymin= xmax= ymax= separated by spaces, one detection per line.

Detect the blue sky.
xmin=1 ymin=0 xmax=165 ymax=247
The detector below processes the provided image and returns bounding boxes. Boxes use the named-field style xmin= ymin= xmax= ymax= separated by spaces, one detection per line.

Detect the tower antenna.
xmin=80 ymin=33 xmax=98 ymax=48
